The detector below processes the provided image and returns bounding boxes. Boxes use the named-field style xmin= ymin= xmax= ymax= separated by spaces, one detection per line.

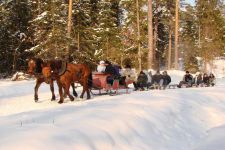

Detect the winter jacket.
xmin=97 ymin=65 xmax=106 ymax=73
xmin=163 ymin=74 xmax=171 ymax=85
xmin=137 ymin=73 xmax=148 ymax=84
xmin=183 ymin=74 xmax=193 ymax=83
xmin=152 ymin=73 xmax=163 ymax=84
xmin=203 ymin=76 xmax=209 ymax=84
xmin=209 ymin=74 xmax=215 ymax=84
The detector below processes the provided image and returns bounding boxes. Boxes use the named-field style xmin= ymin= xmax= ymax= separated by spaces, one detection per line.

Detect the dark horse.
xmin=42 ymin=62 xmax=92 ymax=104
xmin=27 ymin=58 xmax=77 ymax=102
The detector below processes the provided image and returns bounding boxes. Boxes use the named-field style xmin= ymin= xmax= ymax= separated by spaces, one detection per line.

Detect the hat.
xmin=99 ymin=60 xmax=105 ymax=65
xmin=104 ymin=60 xmax=111 ymax=64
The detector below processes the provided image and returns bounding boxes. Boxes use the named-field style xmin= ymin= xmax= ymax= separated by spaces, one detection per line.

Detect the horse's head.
xmin=27 ymin=58 xmax=36 ymax=75
xmin=42 ymin=63 xmax=52 ymax=84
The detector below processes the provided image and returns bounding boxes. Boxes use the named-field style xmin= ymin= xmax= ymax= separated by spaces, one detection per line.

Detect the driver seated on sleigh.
xmin=96 ymin=60 xmax=125 ymax=87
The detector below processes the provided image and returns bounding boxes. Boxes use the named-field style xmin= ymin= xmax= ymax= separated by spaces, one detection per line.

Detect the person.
xmin=209 ymin=73 xmax=215 ymax=86
xmin=162 ymin=71 xmax=171 ymax=89
xmin=136 ymin=71 xmax=148 ymax=91
xmin=120 ymin=64 xmax=138 ymax=90
xmin=148 ymin=71 xmax=153 ymax=84
xmin=97 ymin=60 xmax=106 ymax=73
xmin=177 ymin=71 xmax=193 ymax=88
xmin=196 ymin=73 xmax=203 ymax=86
xmin=151 ymin=70 xmax=164 ymax=89
xmin=104 ymin=60 xmax=117 ymax=85
xmin=203 ymin=73 xmax=210 ymax=86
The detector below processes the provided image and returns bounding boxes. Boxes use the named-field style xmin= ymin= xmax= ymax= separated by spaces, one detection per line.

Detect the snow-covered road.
xmin=0 ymin=72 xmax=225 ymax=150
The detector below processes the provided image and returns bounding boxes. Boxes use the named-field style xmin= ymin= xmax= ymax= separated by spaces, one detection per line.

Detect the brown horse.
xmin=42 ymin=62 xmax=92 ymax=104
xmin=27 ymin=58 xmax=78 ymax=102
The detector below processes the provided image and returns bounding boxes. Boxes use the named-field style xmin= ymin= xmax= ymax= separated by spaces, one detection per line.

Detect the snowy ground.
xmin=0 ymin=71 xmax=225 ymax=150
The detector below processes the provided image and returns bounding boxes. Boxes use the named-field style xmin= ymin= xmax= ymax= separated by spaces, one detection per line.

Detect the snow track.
xmin=0 ymin=76 xmax=225 ymax=150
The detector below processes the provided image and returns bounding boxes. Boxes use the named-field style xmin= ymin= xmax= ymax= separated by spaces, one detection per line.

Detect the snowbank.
xmin=0 ymin=76 xmax=225 ymax=150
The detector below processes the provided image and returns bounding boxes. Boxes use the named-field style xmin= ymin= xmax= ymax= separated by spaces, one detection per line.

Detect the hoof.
xmin=51 ymin=96 xmax=56 ymax=101
xmin=34 ymin=97 xmax=38 ymax=102
xmin=58 ymin=100 xmax=63 ymax=104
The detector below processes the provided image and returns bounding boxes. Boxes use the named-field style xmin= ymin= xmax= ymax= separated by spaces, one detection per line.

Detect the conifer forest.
xmin=0 ymin=0 xmax=224 ymax=74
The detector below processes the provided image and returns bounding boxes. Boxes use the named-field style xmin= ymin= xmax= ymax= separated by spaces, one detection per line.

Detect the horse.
xmin=27 ymin=58 xmax=78 ymax=102
xmin=42 ymin=62 xmax=92 ymax=104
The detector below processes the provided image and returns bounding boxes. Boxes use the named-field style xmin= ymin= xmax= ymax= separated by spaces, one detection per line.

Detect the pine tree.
xmin=0 ymin=0 xmax=33 ymax=73
xmin=196 ymin=0 xmax=225 ymax=71
xmin=181 ymin=5 xmax=199 ymax=73
xmin=29 ymin=0 xmax=69 ymax=59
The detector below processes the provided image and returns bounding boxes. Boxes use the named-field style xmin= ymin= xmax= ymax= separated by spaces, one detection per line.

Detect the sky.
xmin=186 ymin=0 xmax=195 ymax=6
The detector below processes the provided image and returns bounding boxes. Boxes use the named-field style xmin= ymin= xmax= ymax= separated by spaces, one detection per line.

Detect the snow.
xmin=0 ymin=71 xmax=225 ymax=150
xmin=33 ymin=11 xmax=48 ymax=21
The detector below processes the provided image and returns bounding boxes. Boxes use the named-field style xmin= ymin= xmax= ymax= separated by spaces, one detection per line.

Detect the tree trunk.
xmin=136 ymin=0 xmax=142 ymax=71
xmin=38 ymin=0 xmax=41 ymax=14
xmin=153 ymin=0 xmax=159 ymax=70
xmin=67 ymin=0 xmax=73 ymax=60
xmin=106 ymin=36 xmax=109 ymax=59
xmin=174 ymin=0 xmax=179 ymax=69
xmin=168 ymin=28 xmax=172 ymax=69
xmin=148 ymin=0 xmax=154 ymax=70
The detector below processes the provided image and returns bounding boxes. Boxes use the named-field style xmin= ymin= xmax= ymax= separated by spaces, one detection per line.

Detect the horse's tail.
xmin=88 ymin=72 xmax=93 ymax=88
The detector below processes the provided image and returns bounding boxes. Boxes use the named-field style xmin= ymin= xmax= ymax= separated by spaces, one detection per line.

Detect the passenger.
xmin=203 ymin=73 xmax=210 ymax=86
xmin=162 ymin=71 xmax=171 ymax=89
xmin=104 ymin=60 xmax=122 ymax=85
xmin=120 ymin=64 xmax=138 ymax=90
xmin=177 ymin=71 xmax=193 ymax=88
xmin=209 ymin=73 xmax=215 ymax=86
xmin=151 ymin=70 xmax=164 ymax=89
xmin=136 ymin=71 xmax=148 ymax=91
xmin=97 ymin=60 xmax=106 ymax=73
xmin=148 ymin=70 xmax=153 ymax=84
xmin=196 ymin=73 xmax=203 ymax=86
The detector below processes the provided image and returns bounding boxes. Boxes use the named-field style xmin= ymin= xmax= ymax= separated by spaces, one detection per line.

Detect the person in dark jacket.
xmin=104 ymin=60 xmax=118 ymax=85
xmin=151 ymin=70 xmax=164 ymax=89
xmin=203 ymin=73 xmax=210 ymax=86
xmin=209 ymin=73 xmax=215 ymax=86
xmin=104 ymin=60 xmax=124 ymax=86
xmin=177 ymin=71 xmax=193 ymax=88
xmin=196 ymin=73 xmax=203 ymax=86
xmin=162 ymin=71 xmax=171 ymax=89
xmin=136 ymin=71 xmax=148 ymax=90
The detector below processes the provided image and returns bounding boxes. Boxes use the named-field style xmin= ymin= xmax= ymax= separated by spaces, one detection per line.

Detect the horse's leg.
xmin=71 ymin=83 xmax=78 ymax=97
xmin=34 ymin=78 xmax=43 ymax=102
xmin=57 ymin=80 xmax=64 ymax=104
xmin=79 ymin=82 xmax=85 ymax=99
xmin=63 ymin=88 xmax=67 ymax=98
xmin=84 ymin=77 xmax=91 ymax=99
xmin=86 ymin=85 xmax=91 ymax=99
xmin=80 ymin=79 xmax=91 ymax=99
xmin=65 ymin=82 xmax=74 ymax=101
xmin=50 ymin=79 xmax=56 ymax=101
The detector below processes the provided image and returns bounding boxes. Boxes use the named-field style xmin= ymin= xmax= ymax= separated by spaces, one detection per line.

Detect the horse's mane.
xmin=34 ymin=58 xmax=44 ymax=74
xmin=49 ymin=59 xmax=63 ymax=71
xmin=49 ymin=59 xmax=67 ymax=76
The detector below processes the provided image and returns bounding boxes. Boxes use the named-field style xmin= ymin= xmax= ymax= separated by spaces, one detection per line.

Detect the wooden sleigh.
xmin=91 ymin=72 xmax=133 ymax=96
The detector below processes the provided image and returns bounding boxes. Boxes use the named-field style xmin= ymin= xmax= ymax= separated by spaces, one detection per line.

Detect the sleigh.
xmin=91 ymin=72 xmax=133 ymax=96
